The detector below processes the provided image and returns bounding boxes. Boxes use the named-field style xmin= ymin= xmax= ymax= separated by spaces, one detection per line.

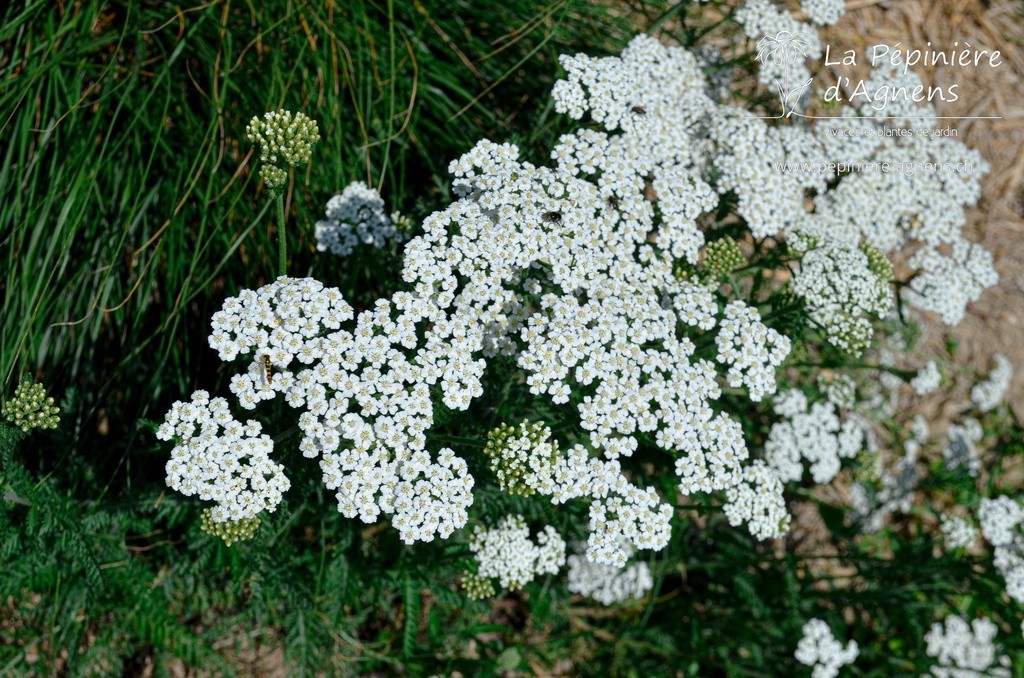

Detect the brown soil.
xmin=828 ymin=0 xmax=1024 ymax=419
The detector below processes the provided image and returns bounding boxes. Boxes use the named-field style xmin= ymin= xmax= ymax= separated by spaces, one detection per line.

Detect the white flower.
xmin=801 ymin=0 xmax=845 ymax=26
xmin=159 ymin=391 xmax=290 ymax=520
xmin=715 ymin=300 xmax=791 ymax=401
xmin=939 ymin=514 xmax=978 ymax=550
xmin=911 ymin=361 xmax=942 ymax=395
xmin=315 ymin=181 xmax=407 ymax=257
xmin=971 ymin=354 xmax=1012 ymax=412
xmin=566 ymin=539 xmax=652 ymax=605
xmin=791 ymin=235 xmax=892 ymax=356
xmin=764 ymin=391 xmax=863 ymax=485
xmin=924 ymin=616 xmax=1011 ymax=678
xmin=723 ymin=460 xmax=791 ymax=540
xmin=794 ymin=618 xmax=858 ymax=678
xmin=469 ymin=515 xmax=566 ymax=590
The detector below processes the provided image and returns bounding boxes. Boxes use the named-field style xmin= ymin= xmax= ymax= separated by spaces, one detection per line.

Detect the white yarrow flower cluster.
xmin=939 ymin=514 xmax=978 ymax=550
xmin=716 ymin=300 xmax=791 ymax=401
xmin=736 ymin=0 xmax=821 ymax=88
xmin=796 ymin=65 xmax=994 ymax=322
xmin=979 ymin=495 xmax=1024 ymax=603
xmin=801 ymin=0 xmax=845 ymax=26
xmin=314 ymin=181 xmax=407 ymax=257
xmin=924 ymin=616 xmax=1011 ymax=678
xmin=566 ymin=540 xmax=653 ymax=606
xmin=971 ymin=354 xmax=1012 ymax=412
xmin=469 ymin=515 xmax=566 ymax=591
xmin=906 ymin=239 xmax=998 ymax=326
xmin=484 ymin=424 xmax=675 ymax=566
xmin=709 ymin=110 xmax=809 ymax=237
xmin=723 ymin=460 xmax=791 ymax=540
xmin=819 ymin=374 xmax=856 ymax=410
xmin=157 ymin=391 xmax=290 ymax=522
xmin=406 ymin=32 xmax=799 ymax=558
xmin=911 ymin=361 xmax=942 ymax=395
xmin=943 ymin=419 xmax=983 ymax=476
xmin=794 ymin=618 xmax=859 ymax=678
xmin=764 ymin=389 xmax=863 ymax=484
xmin=208 ymin=275 xmax=476 ymax=544
xmin=791 ymin=235 xmax=892 ymax=356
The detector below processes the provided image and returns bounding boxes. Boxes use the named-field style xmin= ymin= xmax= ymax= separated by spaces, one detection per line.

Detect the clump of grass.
xmin=0 ymin=0 xmax=643 ymax=672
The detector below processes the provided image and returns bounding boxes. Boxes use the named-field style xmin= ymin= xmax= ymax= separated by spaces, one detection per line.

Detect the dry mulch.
xmin=827 ymin=0 xmax=1024 ymax=418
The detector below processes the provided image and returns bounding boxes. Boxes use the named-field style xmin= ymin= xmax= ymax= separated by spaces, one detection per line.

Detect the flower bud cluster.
xmin=794 ymin=619 xmax=859 ymax=678
xmin=791 ymin=234 xmax=893 ymax=357
xmin=2 ymin=379 xmax=60 ymax=433
xmin=924 ymin=616 xmax=1010 ymax=678
xmin=314 ymin=181 xmax=409 ymax=257
xmin=701 ymin=236 xmax=745 ymax=282
xmin=200 ymin=507 xmax=260 ymax=546
xmin=484 ymin=421 xmax=558 ymax=497
xmin=461 ymin=572 xmax=497 ymax=601
xmin=468 ymin=515 xmax=566 ymax=592
xmin=245 ymin=109 xmax=320 ymax=193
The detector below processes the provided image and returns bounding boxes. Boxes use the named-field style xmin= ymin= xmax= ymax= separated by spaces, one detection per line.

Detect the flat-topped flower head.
xmin=939 ymin=514 xmax=978 ymax=550
xmin=484 ymin=421 xmax=559 ymax=497
xmin=157 ymin=390 xmax=291 ymax=522
xmin=468 ymin=515 xmax=566 ymax=592
xmin=924 ymin=616 xmax=1010 ymax=678
xmin=566 ymin=539 xmax=653 ymax=605
xmin=794 ymin=619 xmax=859 ymax=678
xmin=315 ymin=181 xmax=407 ymax=257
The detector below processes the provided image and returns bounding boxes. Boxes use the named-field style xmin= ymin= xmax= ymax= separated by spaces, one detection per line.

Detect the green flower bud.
xmin=200 ymin=507 xmax=260 ymax=546
xmin=246 ymin=109 xmax=320 ymax=196
xmin=2 ymin=378 xmax=60 ymax=433
xmin=462 ymin=571 xmax=497 ymax=600
xmin=701 ymin=236 xmax=745 ymax=281
xmin=484 ymin=421 xmax=558 ymax=497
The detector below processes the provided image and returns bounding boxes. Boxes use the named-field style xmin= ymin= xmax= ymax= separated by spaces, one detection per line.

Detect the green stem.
xmin=429 ymin=434 xmax=485 ymax=448
xmin=277 ymin=193 xmax=286 ymax=277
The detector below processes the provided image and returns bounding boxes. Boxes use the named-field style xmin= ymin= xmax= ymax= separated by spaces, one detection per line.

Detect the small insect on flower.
xmin=263 ymin=354 xmax=273 ymax=385
xmin=630 ymin=105 xmax=646 ymax=116
xmin=607 ymin=196 xmax=620 ymax=210
xmin=542 ymin=211 xmax=563 ymax=224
